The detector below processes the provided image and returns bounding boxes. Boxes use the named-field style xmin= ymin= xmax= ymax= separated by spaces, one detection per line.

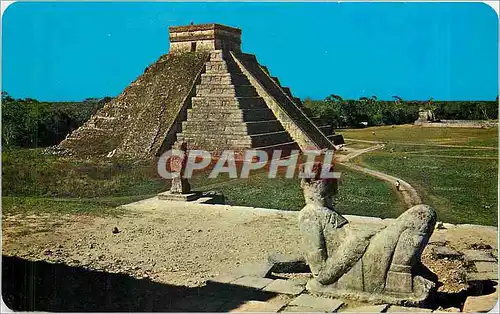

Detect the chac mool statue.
xmin=298 ymin=163 xmax=437 ymax=305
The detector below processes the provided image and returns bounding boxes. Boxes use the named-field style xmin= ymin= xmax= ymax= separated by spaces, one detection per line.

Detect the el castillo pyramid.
xmin=58 ymin=23 xmax=341 ymax=159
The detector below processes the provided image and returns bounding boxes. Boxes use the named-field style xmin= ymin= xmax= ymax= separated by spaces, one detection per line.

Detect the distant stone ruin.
xmin=58 ymin=23 xmax=341 ymax=159
xmin=414 ymin=107 xmax=498 ymax=128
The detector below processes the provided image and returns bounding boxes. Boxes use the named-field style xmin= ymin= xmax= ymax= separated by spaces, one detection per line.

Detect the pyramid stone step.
xmin=196 ymin=84 xmax=257 ymax=97
xmin=176 ymin=135 xmax=252 ymax=149
xmin=246 ymin=120 xmax=284 ymax=134
xmin=191 ymin=96 xmax=267 ymax=109
xmin=71 ymin=127 xmax=110 ymax=138
xmin=250 ymin=131 xmax=293 ymax=147
xmin=177 ymin=133 xmax=250 ymax=143
xmin=201 ymin=73 xmax=249 ymax=85
xmin=181 ymin=120 xmax=284 ymax=135
xmin=92 ymin=117 xmax=121 ymax=129
xmin=182 ymin=121 xmax=248 ymax=134
xmin=187 ymin=108 xmax=275 ymax=122
xmin=205 ymin=61 xmax=238 ymax=74
xmin=282 ymin=87 xmax=292 ymax=97
xmin=178 ymin=132 xmax=292 ymax=148
xmin=254 ymin=141 xmax=301 ymax=158
xmin=209 ymin=50 xmax=224 ymax=61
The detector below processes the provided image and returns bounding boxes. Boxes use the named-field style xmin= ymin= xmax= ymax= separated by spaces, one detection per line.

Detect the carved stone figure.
xmin=298 ymin=163 xmax=437 ymax=305
xmin=169 ymin=141 xmax=191 ymax=194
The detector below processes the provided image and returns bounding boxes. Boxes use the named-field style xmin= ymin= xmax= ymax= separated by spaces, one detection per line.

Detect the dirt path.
xmin=337 ymin=144 xmax=422 ymax=208
xmin=341 ymin=163 xmax=422 ymax=208
xmin=344 ymin=138 xmax=498 ymax=150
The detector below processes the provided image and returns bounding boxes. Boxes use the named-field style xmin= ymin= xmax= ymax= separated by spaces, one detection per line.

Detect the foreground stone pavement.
xmin=3 ymin=198 xmax=498 ymax=312
xmin=201 ymin=257 xmax=497 ymax=313
xmin=124 ymin=198 xmax=499 ymax=313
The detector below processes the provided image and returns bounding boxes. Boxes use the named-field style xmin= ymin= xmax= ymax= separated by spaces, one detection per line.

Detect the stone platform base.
xmin=158 ymin=191 xmax=200 ymax=202
xmin=306 ymin=275 xmax=435 ymax=307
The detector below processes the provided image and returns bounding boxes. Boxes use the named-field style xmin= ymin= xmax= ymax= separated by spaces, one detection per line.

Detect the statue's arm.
xmin=316 ymin=234 xmax=367 ymax=285
xmin=299 ymin=218 xmax=327 ymax=276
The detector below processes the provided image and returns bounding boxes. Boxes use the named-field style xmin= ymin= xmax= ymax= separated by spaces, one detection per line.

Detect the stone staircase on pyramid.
xmin=175 ymin=50 xmax=300 ymax=157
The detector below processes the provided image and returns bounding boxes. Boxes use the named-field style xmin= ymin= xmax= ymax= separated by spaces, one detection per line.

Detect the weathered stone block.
xmin=462 ymin=291 xmax=499 ymax=313
xmin=463 ymin=250 xmax=496 ymax=262
xmin=288 ymin=294 xmax=344 ymax=312
xmin=386 ymin=305 xmax=432 ymax=312
xmin=229 ymin=300 xmax=284 ymax=313
xmin=467 ymin=271 xmax=498 ymax=281
xmin=231 ymin=276 xmax=274 ymax=289
xmin=430 ymin=246 xmax=462 ymax=260
xmin=231 ymin=262 xmax=275 ymax=278
xmin=208 ymin=273 xmax=243 ymax=284
xmin=282 ymin=305 xmax=327 ymax=312
xmin=263 ymin=279 xmax=305 ymax=295
xmin=342 ymin=304 xmax=389 ymax=312
xmin=474 ymin=261 xmax=498 ymax=273
xmin=157 ymin=191 xmax=199 ymax=202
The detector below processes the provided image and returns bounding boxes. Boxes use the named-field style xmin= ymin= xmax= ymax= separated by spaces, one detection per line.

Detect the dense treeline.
xmin=303 ymin=95 xmax=498 ymax=128
xmin=2 ymin=92 xmax=110 ymax=148
xmin=1 ymin=91 xmax=498 ymax=148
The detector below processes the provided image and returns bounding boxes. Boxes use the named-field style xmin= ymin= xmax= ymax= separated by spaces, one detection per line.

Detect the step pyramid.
xmin=57 ymin=23 xmax=339 ymax=159
xmin=175 ymin=50 xmax=300 ymax=157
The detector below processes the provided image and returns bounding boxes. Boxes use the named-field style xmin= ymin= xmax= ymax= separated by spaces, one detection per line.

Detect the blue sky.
xmin=2 ymin=2 xmax=498 ymax=101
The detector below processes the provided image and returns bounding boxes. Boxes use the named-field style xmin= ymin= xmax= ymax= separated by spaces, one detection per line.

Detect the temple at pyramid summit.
xmin=58 ymin=23 xmax=342 ymax=159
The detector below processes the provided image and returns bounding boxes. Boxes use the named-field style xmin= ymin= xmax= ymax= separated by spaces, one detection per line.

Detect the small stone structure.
xmin=415 ymin=119 xmax=498 ymax=128
xmin=298 ymin=163 xmax=437 ymax=306
xmin=415 ymin=108 xmax=436 ymax=124
xmin=57 ymin=23 xmax=341 ymax=159
xmin=168 ymin=141 xmax=191 ymax=194
xmin=158 ymin=141 xmax=199 ymax=201
xmin=169 ymin=24 xmax=242 ymax=53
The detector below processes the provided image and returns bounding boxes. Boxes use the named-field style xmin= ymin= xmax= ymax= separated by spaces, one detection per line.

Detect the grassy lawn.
xmin=343 ymin=125 xmax=498 ymax=226
xmin=4 ymin=124 xmax=497 ymax=227
xmin=339 ymin=124 xmax=498 ymax=147
xmin=1 ymin=149 xmax=227 ymax=216
xmin=2 ymin=148 xmax=403 ymax=219
xmin=212 ymin=164 xmax=403 ymax=219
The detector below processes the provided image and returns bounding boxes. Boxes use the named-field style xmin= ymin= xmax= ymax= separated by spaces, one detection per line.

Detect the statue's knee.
xmin=399 ymin=204 xmax=436 ymax=233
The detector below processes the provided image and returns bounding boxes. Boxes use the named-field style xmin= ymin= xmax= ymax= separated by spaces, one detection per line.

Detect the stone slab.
xmin=432 ymin=307 xmax=461 ymax=313
xmin=467 ymin=272 xmax=498 ymax=281
xmin=387 ymin=305 xmax=432 ymax=312
xmin=157 ymin=191 xmax=200 ymax=201
xmin=231 ymin=276 xmax=274 ymax=289
xmin=431 ymin=246 xmax=462 ymax=259
xmin=462 ymin=250 xmax=496 ymax=262
xmin=343 ymin=304 xmax=389 ymax=312
xmin=474 ymin=261 xmax=498 ymax=273
xmin=231 ymin=262 xmax=275 ymax=278
xmin=263 ymin=279 xmax=305 ymax=295
xmin=282 ymin=305 xmax=328 ymax=312
xmin=208 ymin=273 xmax=243 ymax=284
xmin=229 ymin=300 xmax=284 ymax=313
xmin=462 ymin=291 xmax=499 ymax=313
xmin=289 ymin=294 xmax=344 ymax=312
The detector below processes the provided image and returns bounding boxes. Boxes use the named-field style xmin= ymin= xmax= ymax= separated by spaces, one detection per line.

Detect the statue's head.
xmin=299 ymin=162 xmax=337 ymax=208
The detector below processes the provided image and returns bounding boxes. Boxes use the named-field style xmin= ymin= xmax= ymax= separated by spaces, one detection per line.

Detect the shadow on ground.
xmin=2 ymin=255 xmax=278 ymax=312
